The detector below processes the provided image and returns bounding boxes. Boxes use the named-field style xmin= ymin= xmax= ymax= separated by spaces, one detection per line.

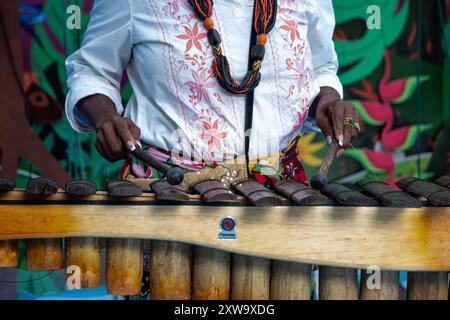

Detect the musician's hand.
xmin=314 ymin=87 xmax=360 ymax=157
xmin=95 ymin=115 xmax=141 ymax=162
xmin=77 ymin=94 xmax=141 ymax=162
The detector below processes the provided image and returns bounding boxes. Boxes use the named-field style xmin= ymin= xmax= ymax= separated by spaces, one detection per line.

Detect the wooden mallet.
xmin=130 ymin=147 xmax=184 ymax=185
xmin=310 ymin=139 xmax=340 ymax=190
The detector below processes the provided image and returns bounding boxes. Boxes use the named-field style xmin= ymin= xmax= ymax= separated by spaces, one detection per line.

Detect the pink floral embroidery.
xmin=280 ymin=0 xmax=296 ymax=6
xmin=279 ymin=18 xmax=301 ymax=43
xmin=152 ymin=0 xmax=318 ymax=161
xmin=169 ymin=0 xmax=190 ymax=14
xmin=286 ymin=58 xmax=309 ymax=95
xmin=185 ymin=69 xmax=215 ymax=103
xmin=176 ymin=22 xmax=207 ymax=52
xmin=199 ymin=119 xmax=228 ymax=152
xmin=277 ymin=2 xmax=313 ymax=134
xmin=168 ymin=2 xmax=230 ymax=158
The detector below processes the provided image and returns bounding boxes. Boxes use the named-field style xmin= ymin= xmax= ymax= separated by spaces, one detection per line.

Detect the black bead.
xmin=207 ymin=28 xmax=222 ymax=46
xmin=251 ymin=44 xmax=265 ymax=61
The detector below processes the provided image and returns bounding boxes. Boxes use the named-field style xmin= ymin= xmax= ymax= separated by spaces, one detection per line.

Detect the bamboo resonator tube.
xmin=106 ymin=239 xmax=144 ymax=296
xmin=193 ymin=247 xmax=230 ymax=300
xmin=270 ymin=261 xmax=312 ymax=300
xmin=319 ymin=266 xmax=358 ymax=300
xmin=407 ymin=272 xmax=449 ymax=300
xmin=360 ymin=271 xmax=400 ymax=300
xmin=231 ymin=255 xmax=270 ymax=300
xmin=65 ymin=238 xmax=101 ymax=288
xmin=0 ymin=240 xmax=18 ymax=267
xmin=150 ymin=241 xmax=192 ymax=300
xmin=26 ymin=239 xmax=63 ymax=270
xmin=1 ymin=239 xmax=449 ymax=300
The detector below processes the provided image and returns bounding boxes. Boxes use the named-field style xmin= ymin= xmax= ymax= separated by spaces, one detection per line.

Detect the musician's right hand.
xmin=77 ymin=94 xmax=141 ymax=162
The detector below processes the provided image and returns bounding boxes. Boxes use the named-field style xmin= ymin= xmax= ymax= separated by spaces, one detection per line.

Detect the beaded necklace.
xmin=188 ymin=0 xmax=278 ymax=94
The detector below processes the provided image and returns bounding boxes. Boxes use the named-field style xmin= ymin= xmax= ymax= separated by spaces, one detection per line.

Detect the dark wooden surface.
xmin=357 ymin=180 xmax=422 ymax=208
xmin=397 ymin=177 xmax=450 ymax=206
xmin=321 ymin=183 xmax=379 ymax=206
xmin=192 ymin=180 xmax=238 ymax=203
xmin=274 ymin=181 xmax=332 ymax=206
xmin=26 ymin=177 xmax=58 ymax=195
xmin=435 ymin=175 xmax=450 ymax=189
xmin=65 ymin=180 xmax=97 ymax=196
xmin=233 ymin=180 xmax=286 ymax=207
xmin=107 ymin=180 xmax=143 ymax=197
xmin=0 ymin=178 xmax=15 ymax=191
xmin=4 ymin=176 xmax=450 ymax=209
xmin=151 ymin=180 xmax=190 ymax=202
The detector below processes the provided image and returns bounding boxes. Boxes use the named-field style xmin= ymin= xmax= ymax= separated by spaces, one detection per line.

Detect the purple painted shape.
xmin=42 ymin=21 xmax=66 ymax=55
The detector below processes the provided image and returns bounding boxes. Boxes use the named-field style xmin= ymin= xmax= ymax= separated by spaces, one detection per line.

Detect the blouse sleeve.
xmin=65 ymin=0 xmax=133 ymax=132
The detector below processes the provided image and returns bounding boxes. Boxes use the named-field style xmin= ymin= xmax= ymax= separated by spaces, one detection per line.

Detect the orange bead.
xmin=204 ymin=18 xmax=214 ymax=30
xmin=257 ymin=34 xmax=267 ymax=45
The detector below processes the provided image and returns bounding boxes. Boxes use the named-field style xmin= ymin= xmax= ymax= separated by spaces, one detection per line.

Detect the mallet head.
xmin=166 ymin=167 xmax=185 ymax=185
xmin=310 ymin=173 xmax=328 ymax=190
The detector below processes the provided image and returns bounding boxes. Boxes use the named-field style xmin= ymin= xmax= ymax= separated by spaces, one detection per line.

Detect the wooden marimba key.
xmin=0 ymin=175 xmax=449 ymax=300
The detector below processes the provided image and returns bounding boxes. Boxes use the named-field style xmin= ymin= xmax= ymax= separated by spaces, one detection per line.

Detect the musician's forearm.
xmin=77 ymin=94 xmax=119 ymax=129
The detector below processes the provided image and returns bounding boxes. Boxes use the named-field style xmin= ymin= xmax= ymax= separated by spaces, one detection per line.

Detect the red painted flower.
xmin=176 ymin=22 xmax=207 ymax=52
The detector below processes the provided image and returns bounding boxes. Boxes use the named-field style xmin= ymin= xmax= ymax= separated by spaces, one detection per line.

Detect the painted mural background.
xmin=1 ymin=0 xmax=449 ymax=299
xmin=15 ymin=0 xmax=450 ymax=189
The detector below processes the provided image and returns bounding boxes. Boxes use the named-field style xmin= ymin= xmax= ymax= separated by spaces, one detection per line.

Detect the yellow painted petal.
xmin=301 ymin=133 xmax=315 ymax=143
xmin=303 ymin=141 xmax=325 ymax=153
xmin=299 ymin=153 xmax=323 ymax=167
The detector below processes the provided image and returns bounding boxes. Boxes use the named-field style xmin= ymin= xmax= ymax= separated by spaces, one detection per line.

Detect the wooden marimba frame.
xmin=0 ymin=184 xmax=449 ymax=300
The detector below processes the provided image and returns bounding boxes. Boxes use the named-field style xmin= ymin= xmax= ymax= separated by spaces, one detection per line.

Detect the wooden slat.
xmin=106 ymin=239 xmax=143 ymax=296
xmin=233 ymin=180 xmax=286 ymax=207
xmin=321 ymin=183 xmax=379 ymax=206
xmin=0 ymin=189 xmax=195 ymax=202
xmin=274 ymin=181 xmax=331 ymax=206
xmin=193 ymin=180 xmax=238 ymax=203
xmin=357 ymin=180 xmax=422 ymax=208
xmin=0 ymin=240 xmax=18 ymax=267
xmin=65 ymin=237 xmax=101 ymax=288
xmin=396 ymin=178 xmax=450 ymax=206
xmin=360 ymin=271 xmax=399 ymax=300
xmin=230 ymin=255 xmax=270 ymax=300
xmin=270 ymin=261 xmax=312 ymax=300
xmin=26 ymin=239 xmax=63 ymax=270
xmin=192 ymin=247 xmax=230 ymax=300
xmin=107 ymin=180 xmax=142 ymax=197
xmin=151 ymin=181 xmax=190 ymax=202
xmin=319 ymin=267 xmax=358 ymax=300
xmin=0 ymin=202 xmax=449 ymax=270
xmin=150 ymin=241 xmax=192 ymax=300
xmin=435 ymin=175 xmax=450 ymax=188
xmin=407 ymin=272 xmax=449 ymax=300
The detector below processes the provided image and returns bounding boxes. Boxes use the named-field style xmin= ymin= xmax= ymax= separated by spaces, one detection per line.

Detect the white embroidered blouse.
xmin=65 ymin=0 xmax=342 ymax=163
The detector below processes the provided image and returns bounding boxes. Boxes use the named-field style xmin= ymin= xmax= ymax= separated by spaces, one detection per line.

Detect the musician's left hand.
xmin=313 ymin=87 xmax=361 ymax=157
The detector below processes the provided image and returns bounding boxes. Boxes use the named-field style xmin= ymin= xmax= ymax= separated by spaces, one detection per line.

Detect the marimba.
xmin=0 ymin=176 xmax=449 ymax=300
